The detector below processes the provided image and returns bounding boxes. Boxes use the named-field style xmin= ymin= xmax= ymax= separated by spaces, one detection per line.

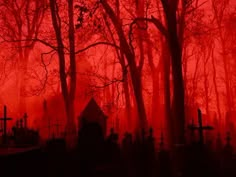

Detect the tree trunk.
xmin=145 ymin=27 xmax=162 ymax=136
xmin=121 ymin=53 xmax=132 ymax=129
xmin=221 ymin=39 xmax=234 ymax=113
xmin=152 ymin=70 xmax=160 ymax=125
xmin=212 ymin=49 xmax=221 ymax=121
xmin=67 ymin=0 xmax=77 ymax=138
xmin=161 ymin=39 xmax=173 ymax=146
xmin=101 ymin=0 xmax=147 ymax=131
xmin=165 ymin=6 xmax=185 ymax=145
xmin=8 ymin=0 xmax=45 ymax=117
xmin=49 ymin=0 xmax=76 ymax=146
xmin=212 ymin=0 xmax=234 ymax=115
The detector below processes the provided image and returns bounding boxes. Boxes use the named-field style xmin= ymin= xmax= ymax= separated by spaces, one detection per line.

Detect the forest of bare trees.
xmin=0 ymin=0 xmax=235 ymax=145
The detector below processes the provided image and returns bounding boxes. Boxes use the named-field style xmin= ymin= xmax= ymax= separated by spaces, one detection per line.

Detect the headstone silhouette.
xmin=105 ymin=128 xmax=120 ymax=165
xmin=19 ymin=119 xmax=23 ymax=128
xmin=223 ymin=131 xmax=233 ymax=156
xmin=12 ymin=113 xmax=39 ymax=146
xmin=23 ymin=113 xmax=28 ymax=128
xmin=77 ymin=122 xmax=105 ymax=177
xmin=216 ymin=132 xmax=223 ymax=152
xmin=188 ymin=109 xmax=214 ymax=145
xmin=16 ymin=120 xmax=20 ymax=128
xmin=157 ymin=131 xmax=171 ymax=177
xmin=0 ymin=105 xmax=13 ymax=144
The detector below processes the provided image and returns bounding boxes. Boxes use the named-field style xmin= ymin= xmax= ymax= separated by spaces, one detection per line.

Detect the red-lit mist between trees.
xmin=0 ymin=0 xmax=235 ymax=147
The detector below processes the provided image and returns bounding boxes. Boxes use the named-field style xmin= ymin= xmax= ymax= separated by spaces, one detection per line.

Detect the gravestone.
xmin=121 ymin=132 xmax=135 ymax=177
xmin=157 ymin=132 xmax=171 ymax=177
xmin=23 ymin=113 xmax=28 ymax=128
xmin=216 ymin=133 xmax=223 ymax=152
xmin=12 ymin=113 xmax=39 ymax=146
xmin=47 ymin=118 xmax=63 ymax=139
xmin=45 ymin=118 xmax=66 ymax=154
xmin=77 ymin=122 xmax=105 ymax=177
xmin=188 ymin=109 xmax=214 ymax=145
xmin=19 ymin=119 xmax=23 ymax=128
xmin=225 ymin=111 xmax=236 ymax=133
xmin=0 ymin=105 xmax=13 ymax=144
xmin=147 ymin=128 xmax=155 ymax=152
xmin=106 ymin=128 xmax=118 ymax=144
xmin=53 ymin=118 xmax=62 ymax=138
xmin=189 ymin=118 xmax=196 ymax=143
xmin=105 ymin=128 xmax=120 ymax=165
xmin=146 ymin=127 xmax=156 ymax=177
xmin=185 ymin=110 xmax=219 ymax=177
xmin=122 ymin=132 xmax=133 ymax=158
xmin=16 ymin=120 xmax=19 ymax=128
xmin=221 ymin=132 xmax=235 ymax=177
xmin=223 ymin=131 xmax=233 ymax=157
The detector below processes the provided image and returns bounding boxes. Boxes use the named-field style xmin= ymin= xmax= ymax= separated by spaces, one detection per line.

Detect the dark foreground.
xmin=0 ymin=141 xmax=236 ymax=177
xmin=0 ymin=122 xmax=236 ymax=177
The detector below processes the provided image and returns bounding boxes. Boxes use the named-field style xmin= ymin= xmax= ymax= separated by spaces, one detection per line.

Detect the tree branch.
xmin=74 ymin=41 xmax=120 ymax=54
xmin=132 ymin=16 xmax=168 ymax=38
xmin=0 ymin=37 xmax=58 ymax=51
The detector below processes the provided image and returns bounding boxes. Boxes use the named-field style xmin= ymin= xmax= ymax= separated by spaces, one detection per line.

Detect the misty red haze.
xmin=0 ymin=0 xmax=235 ymax=146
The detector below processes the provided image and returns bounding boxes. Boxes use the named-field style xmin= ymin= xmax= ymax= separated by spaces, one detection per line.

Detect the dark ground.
xmin=1 ymin=123 xmax=236 ymax=177
xmin=0 ymin=142 xmax=236 ymax=177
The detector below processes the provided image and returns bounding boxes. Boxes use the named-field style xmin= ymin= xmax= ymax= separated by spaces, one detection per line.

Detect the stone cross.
xmin=48 ymin=119 xmax=62 ymax=139
xmin=53 ymin=119 xmax=62 ymax=137
xmin=223 ymin=131 xmax=233 ymax=156
xmin=189 ymin=118 xmax=196 ymax=142
xmin=188 ymin=109 xmax=214 ymax=145
xmin=16 ymin=120 xmax=19 ymax=128
xmin=0 ymin=105 xmax=13 ymax=144
xmin=23 ymin=113 xmax=28 ymax=128
xmin=160 ymin=131 xmax=164 ymax=149
xmin=148 ymin=128 xmax=154 ymax=139
xmin=226 ymin=131 xmax=231 ymax=146
xmin=19 ymin=119 xmax=23 ymax=128
xmin=109 ymin=127 xmax=115 ymax=137
xmin=47 ymin=123 xmax=52 ymax=139
xmin=216 ymin=132 xmax=222 ymax=151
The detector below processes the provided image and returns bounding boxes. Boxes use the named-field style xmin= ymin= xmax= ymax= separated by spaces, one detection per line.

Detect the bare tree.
xmin=211 ymin=0 xmax=235 ymax=115
xmin=101 ymin=0 xmax=148 ymax=131
xmin=0 ymin=0 xmax=46 ymax=115
xmin=49 ymin=0 xmax=76 ymax=144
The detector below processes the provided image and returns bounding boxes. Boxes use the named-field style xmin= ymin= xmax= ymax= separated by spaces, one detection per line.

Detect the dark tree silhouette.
xmin=49 ymin=0 xmax=77 ymax=145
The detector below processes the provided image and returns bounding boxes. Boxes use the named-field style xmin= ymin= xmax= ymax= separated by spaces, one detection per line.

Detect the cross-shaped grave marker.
xmin=189 ymin=118 xmax=196 ymax=142
xmin=53 ymin=118 xmax=62 ymax=138
xmin=216 ymin=132 xmax=223 ymax=151
xmin=188 ymin=109 xmax=214 ymax=145
xmin=47 ymin=118 xmax=63 ymax=139
xmin=23 ymin=113 xmax=28 ymax=128
xmin=160 ymin=131 xmax=164 ymax=150
xmin=0 ymin=105 xmax=13 ymax=144
xmin=223 ymin=131 xmax=233 ymax=156
xmin=226 ymin=131 xmax=231 ymax=147
xmin=16 ymin=120 xmax=20 ymax=128
xmin=19 ymin=119 xmax=24 ymax=128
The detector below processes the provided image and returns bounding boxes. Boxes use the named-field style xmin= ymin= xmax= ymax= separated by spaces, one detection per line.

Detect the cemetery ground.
xmin=0 ymin=126 xmax=236 ymax=177
xmin=0 ymin=101 xmax=236 ymax=177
